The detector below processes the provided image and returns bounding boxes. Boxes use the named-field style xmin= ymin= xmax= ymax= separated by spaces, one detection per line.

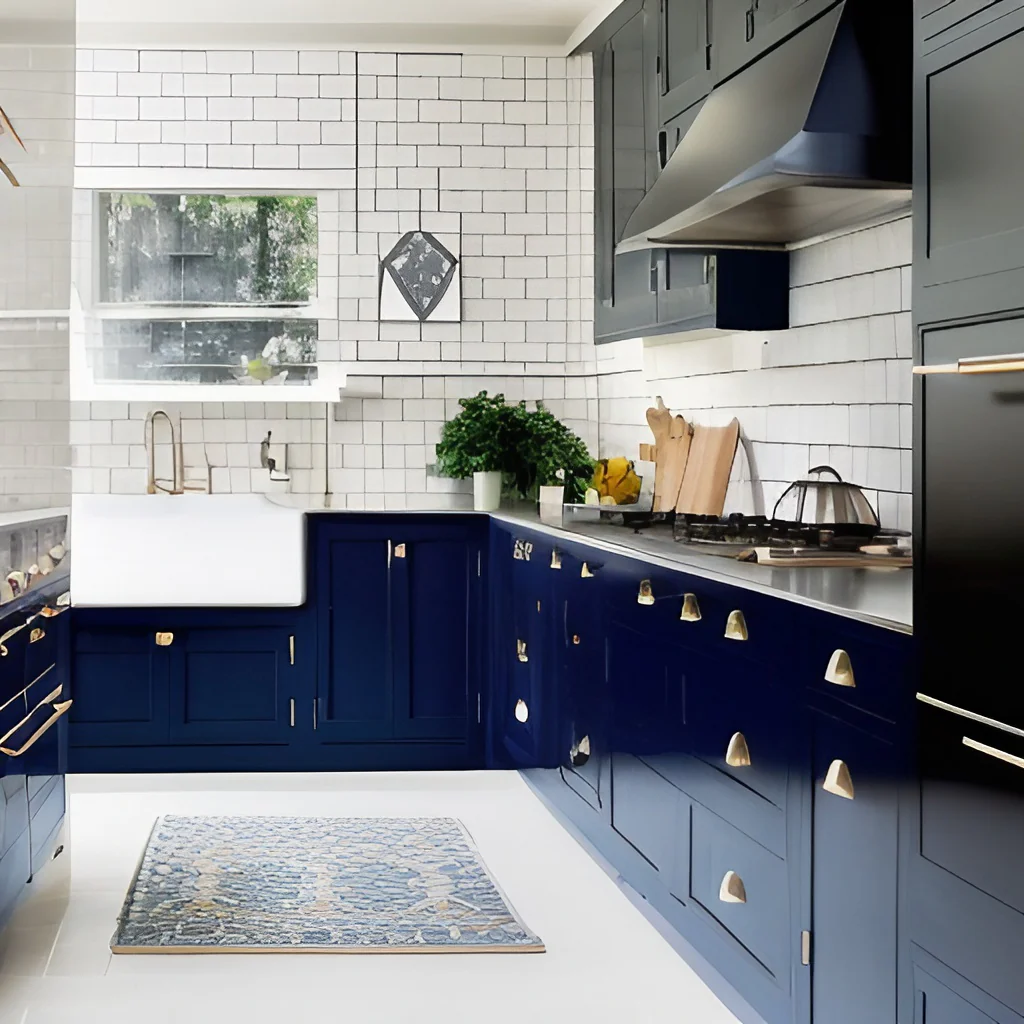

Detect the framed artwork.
xmin=379 ymin=230 xmax=461 ymax=323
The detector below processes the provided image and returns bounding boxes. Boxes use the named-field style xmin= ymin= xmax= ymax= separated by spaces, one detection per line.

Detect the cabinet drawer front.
xmin=805 ymin=613 xmax=912 ymax=722
xmin=918 ymin=703 xmax=1024 ymax=914
xmin=689 ymin=803 xmax=789 ymax=982
xmin=689 ymin=670 xmax=793 ymax=812
xmin=611 ymin=753 xmax=684 ymax=875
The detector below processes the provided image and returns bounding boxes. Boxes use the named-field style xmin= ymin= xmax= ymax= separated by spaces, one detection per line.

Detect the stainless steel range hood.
xmin=618 ymin=1 xmax=911 ymax=253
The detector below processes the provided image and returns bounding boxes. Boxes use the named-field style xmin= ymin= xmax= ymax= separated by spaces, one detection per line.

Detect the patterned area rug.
xmin=111 ymin=815 xmax=544 ymax=954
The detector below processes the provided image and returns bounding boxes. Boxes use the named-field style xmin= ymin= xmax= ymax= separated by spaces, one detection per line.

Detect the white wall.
xmin=0 ymin=34 xmax=74 ymax=512
xmin=71 ymin=47 xmax=597 ymax=508
xmin=598 ymin=216 xmax=913 ymax=531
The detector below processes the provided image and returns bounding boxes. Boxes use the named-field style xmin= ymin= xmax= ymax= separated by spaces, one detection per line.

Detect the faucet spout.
xmin=145 ymin=410 xmax=184 ymax=495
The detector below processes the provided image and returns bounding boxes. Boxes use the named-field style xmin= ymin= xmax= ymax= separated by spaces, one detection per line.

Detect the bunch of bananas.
xmin=588 ymin=457 xmax=642 ymax=506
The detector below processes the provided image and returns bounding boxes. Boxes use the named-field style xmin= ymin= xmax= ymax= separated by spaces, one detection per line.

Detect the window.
xmin=82 ymin=193 xmax=322 ymax=390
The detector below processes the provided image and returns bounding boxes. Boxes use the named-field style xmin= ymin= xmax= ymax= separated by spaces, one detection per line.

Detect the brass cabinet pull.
xmin=916 ymin=693 xmax=1024 ymax=740
xmin=823 ymin=760 xmax=855 ymax=800
xmin=537 ymin=600 xmax=542 ymax=613
xmin=963 ymin=736 xmax=1024 ymax=770
xmin=394 ymin=543 xmax=406 ymax=559
xmin=514 ymin=699 xmax=529 ymax=723
xmin=719 ymin=870 xmax=747 ymax=904
xmin=914 ymin=353 xmax=1024 ymax=375
xmin=29 ymin=628 xmax=44 ymax=644
xmin=289 ymin=699 xmax=295 ymax=727
xmin=289 ymin=635 xmax=295 ymax=666
xmin=513 ymin=539 xmax=533 ymax=561
xmin=155 ymin=632 xmax=174 ymax=647
xmin=825 ymin=649 xmax=855 ymax=688
xmin=724 ymin=610 xmax=748 ymax=641
xmin=637 ymin=580 xmax=655 ymax=606
xmin=0 ymin=700 xmax=73 ymax=757
xmin=550 ymin=549 xmax=562 ymax=569
xmin=581 ymin=562 xmax=595 ymax=578
xmin=570 ymin=735 xmax=591 ymax=767
xmin=572 ymin=635 xmax=581 ymax=646
xmin=726 ymin=732 xmax=751 ymax=767
xmin=0 ymin=621 xmax=28 ymax=656
xmin=680 ymin=593 xmax=702 ymax=622
xmin=801 ymin=930 xmax=811 ymax=966
xmin=517 ymin=639 xmax=529 ymax=663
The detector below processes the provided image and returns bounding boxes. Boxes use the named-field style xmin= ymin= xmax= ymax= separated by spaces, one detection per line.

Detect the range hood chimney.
xmin=618 ymin=0 xmax=911 ymax=253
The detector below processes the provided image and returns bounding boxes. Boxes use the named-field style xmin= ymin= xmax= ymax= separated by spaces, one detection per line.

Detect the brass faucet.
xmin=145 ymin=410 xmax=184 ymax=495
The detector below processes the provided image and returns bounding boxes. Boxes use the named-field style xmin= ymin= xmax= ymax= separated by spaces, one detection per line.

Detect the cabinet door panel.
xmin=912 ymin=953 xmax=1024 ymax=1024
xmin=811 ymin=713 xmax=899 ymax=1024
xmin=660 ymin=0 xmax=710 ymax=121
xmin=392 ymin=535 xmax=474 ymax=740
xmin=70 ymin=630 xmax=169 ymax=746
xmin=319 ymin=537 xmax=393 ymax=741
xmin=169 ymin=628 xmax=293 ymax=744
xmin=919 ymin=13 xmax=1024 ymax=303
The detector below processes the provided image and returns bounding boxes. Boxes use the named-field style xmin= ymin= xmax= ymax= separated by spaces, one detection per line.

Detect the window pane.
xmin=100 ymin=194 xmax=318 ymax=305
xmin=93 ymin=319 xmax=318 ymax=385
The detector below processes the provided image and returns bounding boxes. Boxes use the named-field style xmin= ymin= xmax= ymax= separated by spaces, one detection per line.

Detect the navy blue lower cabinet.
xmin=809 ymin=707 xmax=899 ymax=1024
xmin=314 ymin=516 xmax=485 ymax=762
xmin=169 ymin=628 xmax=296 ymax=745
xmin=71 ymin=626 xmax=170 ymax=746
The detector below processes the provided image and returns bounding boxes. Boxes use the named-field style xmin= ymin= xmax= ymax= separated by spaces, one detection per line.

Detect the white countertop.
xmin=71 ymin=494 xmax=307 ymax=608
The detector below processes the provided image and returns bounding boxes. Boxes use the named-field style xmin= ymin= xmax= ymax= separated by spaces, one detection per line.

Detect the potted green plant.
xmin=434 ymin=392 xmax=511 ymax=510
xmin=516 ymin=404 xmax=595 ymax=505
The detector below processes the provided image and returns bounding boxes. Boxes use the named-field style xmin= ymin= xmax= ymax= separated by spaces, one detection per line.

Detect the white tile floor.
xmin=0 ymin=772 xmax=740 ymax=1024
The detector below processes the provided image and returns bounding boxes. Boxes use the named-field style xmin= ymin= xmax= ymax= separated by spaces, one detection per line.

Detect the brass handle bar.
xmin=913 ymin=353 xmax=1024 ymax=375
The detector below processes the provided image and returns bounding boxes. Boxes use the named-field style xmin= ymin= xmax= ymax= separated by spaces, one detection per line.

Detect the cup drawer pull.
xmin=963 ymin=736 xmax=1024 ymax=770
xmin=719 ymin=870 xmax=747 ymax=904
xmin=516 ymin=640 xmax=528 ymax=663
xmin=724 ymin=610 xmax=748 ymax=641
xmin=825 ymin=649 xmax=855 ymax=688
xmin=823 ymin=760 xmax=855 ymax=800
xmin=637 ymin=580 xmax=655 ymax=606
xmin=680 ymin=593 xmax=701 ymax=622
xmin=726 ymin=732 xmax=751 ymax=767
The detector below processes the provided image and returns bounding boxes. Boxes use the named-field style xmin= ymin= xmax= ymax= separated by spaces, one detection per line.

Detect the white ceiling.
xmin=73 ymin=0 xmax=619 ymax=51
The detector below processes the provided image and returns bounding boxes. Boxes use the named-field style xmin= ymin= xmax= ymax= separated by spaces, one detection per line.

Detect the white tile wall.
xmin=72 ymin=48 xmax=596 ymax=508
xmin=0 ymin=41 xmax=74 ymax=512
xmin=597 ymin=217 xmax=914 ymax=531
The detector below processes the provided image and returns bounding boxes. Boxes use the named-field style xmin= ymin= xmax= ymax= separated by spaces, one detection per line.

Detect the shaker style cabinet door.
xmin=915 ymin=9 xmax=1024 ymax=322
xmin=657 ymin=0 xmax=711 ymax=123
xmin=167 ymin=628 xmax=296 ymax=745
xmin=69 ymin=628 xmax=170 ymax=746
xmin=810 ymin=711 xmax=899 ymax=1024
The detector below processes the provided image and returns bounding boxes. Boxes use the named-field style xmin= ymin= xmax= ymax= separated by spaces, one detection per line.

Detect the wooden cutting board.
xmin=675 ymin=419 xmax=741 ymax=516
xmin=655 ymin=415 xmax=692 ymax=513
xmin=738 ymin=547 xmax=912 ymax=569
xmin=646 ymin=398 xmax=675 ymax=512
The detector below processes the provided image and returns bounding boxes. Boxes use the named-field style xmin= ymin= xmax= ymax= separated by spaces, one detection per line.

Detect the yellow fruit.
xmin=600 ymin=495 xmax=617 ymax=506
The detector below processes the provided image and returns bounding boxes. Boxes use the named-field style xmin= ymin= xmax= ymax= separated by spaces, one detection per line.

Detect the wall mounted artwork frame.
xmin=379 ymin=230 xmax=461 ymax=323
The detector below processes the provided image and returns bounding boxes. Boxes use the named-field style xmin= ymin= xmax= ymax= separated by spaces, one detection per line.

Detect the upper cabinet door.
xmin=711 ymin=0 xmax=833 ymax=84
xmin=915 ymin=9 xmax=1024 ymax=324
xmin=659 ymin=0 xmax=712 ymax=122
xmin=595 ymin=13 xmax=661 ymax=342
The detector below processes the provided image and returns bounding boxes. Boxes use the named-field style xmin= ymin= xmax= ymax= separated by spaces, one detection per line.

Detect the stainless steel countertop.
xmin=491 ymin=507 xmax=913 ymax=635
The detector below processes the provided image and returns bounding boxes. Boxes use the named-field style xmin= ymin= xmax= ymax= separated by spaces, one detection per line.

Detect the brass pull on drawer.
xmin=823 ymin=760 xmax=855 ymax=800
xmin=514 ymin=699 xmax=529 ymax=723
xmin=394 ymin=543 xmax=406 ymax=559
xmin=680 ymin=593 xmax=701 ymax=622
xmin=825 ymin=649 xmax=855 ymax=688
xmin=581 ymin=562 xmax=595 ymax=578
xmin=516 ymin=639 xmax=529 ymax=663
xmin=719 ymin=870 xmax=747 ymax=904
xmin=550 ymin=549 xmax=562 ymax=570
xmin=963 ymin=736 xmax=1024 ymax=770
xmin=726 ymin=732 xmax=751 ymax=767
xmin=637 ymin=580 xmax=655 ymax=606
xmin=155 ymin=632 xmax=174 ymax=647
xmin=29 ymin=628 xmax=45 ymax=644
xmin=724 ymin=610 xmax=748 ymax=641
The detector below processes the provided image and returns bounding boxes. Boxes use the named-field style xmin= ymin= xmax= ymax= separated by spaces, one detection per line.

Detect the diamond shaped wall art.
xmin=379 ymin=230 xmax=461 ymax=323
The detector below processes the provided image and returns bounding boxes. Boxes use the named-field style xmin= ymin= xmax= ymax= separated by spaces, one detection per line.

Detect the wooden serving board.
xmin=738 ymin=547 xmax=913 ymax=568
xmin=676 ymin=419 xmax=740 ymax=516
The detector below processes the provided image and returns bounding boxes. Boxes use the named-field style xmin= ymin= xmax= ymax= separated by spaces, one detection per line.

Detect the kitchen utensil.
xmin=654 ymin=415 xmax=692 ymax=513
xmin=676 ymin=419 xmax=741 ymax=516
xmin=771 ymin=466 xmax=879 ymax=533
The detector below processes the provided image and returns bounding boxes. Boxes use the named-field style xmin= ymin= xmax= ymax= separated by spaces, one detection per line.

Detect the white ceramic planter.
xmin=473 ymin=470 xmax=502 ymax=511
xmin=539 ymin=485 xmax=565 ymax=507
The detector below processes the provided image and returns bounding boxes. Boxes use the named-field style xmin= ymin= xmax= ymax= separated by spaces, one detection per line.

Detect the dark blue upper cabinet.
xmin=169 ymin=628 xmax=295 ymax=745
xmin=657 ymin=0 xmax=712 ymax=124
